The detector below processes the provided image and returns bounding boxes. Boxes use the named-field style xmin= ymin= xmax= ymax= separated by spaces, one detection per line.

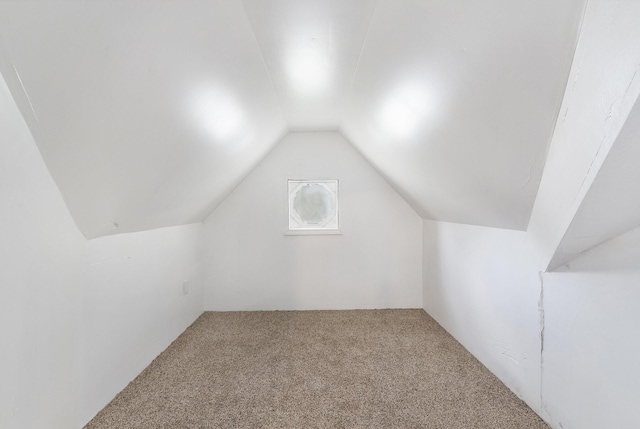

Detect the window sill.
xmin=284 ymin=230 xmax=343 ymax=236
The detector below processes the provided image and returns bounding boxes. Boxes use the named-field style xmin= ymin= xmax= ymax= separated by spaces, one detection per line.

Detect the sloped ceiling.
xmin=0 ymin=0 xmax=586 ymax=238
xmin=551 ymin=96 xmax=640 ymax=269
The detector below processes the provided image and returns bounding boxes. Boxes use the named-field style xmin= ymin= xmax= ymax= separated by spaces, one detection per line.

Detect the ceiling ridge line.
xmin=339 ymin=0 xmax=380 ymax=130
xmin=239 ymin=0 xmax=288 ymax=130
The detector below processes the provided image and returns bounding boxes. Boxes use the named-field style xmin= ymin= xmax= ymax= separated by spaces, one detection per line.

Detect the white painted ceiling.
xmin=0 ymin=0 xmax=586 ymax=238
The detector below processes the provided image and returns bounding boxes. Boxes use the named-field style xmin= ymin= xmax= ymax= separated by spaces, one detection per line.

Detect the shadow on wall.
xmin=422 ymin=219 xmax=444 ymax=315
xmin=550 ymin=225 xmax=640 ymax=273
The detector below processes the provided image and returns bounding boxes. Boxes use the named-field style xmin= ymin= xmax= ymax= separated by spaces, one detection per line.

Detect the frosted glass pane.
xmin=288 ymin=180 xmax=339 ymax=230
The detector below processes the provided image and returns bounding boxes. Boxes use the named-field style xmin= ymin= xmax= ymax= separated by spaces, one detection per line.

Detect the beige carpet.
xmin=85 ymin=310 xmax=549 ymax=428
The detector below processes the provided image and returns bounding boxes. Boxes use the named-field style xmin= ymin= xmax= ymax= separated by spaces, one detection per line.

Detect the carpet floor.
xmin=84 ymin=309 xmax=549 ymax=428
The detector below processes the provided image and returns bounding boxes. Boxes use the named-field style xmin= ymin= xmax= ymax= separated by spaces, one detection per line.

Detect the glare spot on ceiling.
xmin=286 ymin=44 xmax=332 ymax=96
xmin=190 ymin=85 xmax=245 ymax=143
xmin=377 ymin=81 xmax=433 ymax=141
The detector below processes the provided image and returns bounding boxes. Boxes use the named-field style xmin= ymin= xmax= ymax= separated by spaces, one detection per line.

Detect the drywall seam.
xmin=343 ymin=0 xmax=380 ymax=108
xmin=538 ymin=271 xmax=546 ymax=419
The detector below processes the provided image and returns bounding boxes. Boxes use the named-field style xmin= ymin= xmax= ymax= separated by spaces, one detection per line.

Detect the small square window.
xmin=288 ymin=180 xmax=339 ymax=231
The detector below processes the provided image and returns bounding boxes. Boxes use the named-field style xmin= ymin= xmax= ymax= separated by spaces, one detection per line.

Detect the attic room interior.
xmin=1 ymin=0 xmax=639 ymax=427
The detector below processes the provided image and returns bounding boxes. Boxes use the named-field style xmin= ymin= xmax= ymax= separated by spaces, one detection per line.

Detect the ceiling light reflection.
xmin=377 ymin=81 xmax=432 ymax=141
xmin=189 ymin=85 xmax=244 ymax=143
xmin=286 ymin=47 xmax=331 ymax=96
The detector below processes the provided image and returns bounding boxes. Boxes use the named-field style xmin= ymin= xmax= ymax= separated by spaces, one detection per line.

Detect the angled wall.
xmin=422 ymin=4 xmax=640 ymax=428
xmin=528 ymin=0 xmax=640 ymax=270
xmin=0 ymin=74 xmax=84 ymax=427
xmin=423 ymin=218 xmax=640 ymax=428
xmin=0 ymin=0 xmax=287 ymax=239
xmin=79 ymin=224 xmax=204 ymax=426
xmin=422 ymin=221 xmax=543 ymax=412
xmin=1 ymin=67 xmax=206 ymax=428
xmin=203 ymin=131 xmax=422 ymax=311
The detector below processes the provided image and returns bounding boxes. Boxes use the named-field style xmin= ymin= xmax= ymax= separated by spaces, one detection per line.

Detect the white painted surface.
xmin=80 ymin=223 xmax=204 ymax=426
xmin=0 ymin=75 xmax=84 ymax=428
xmin=422 ymin=217 xmax=640 ymax=429
xmin=0 ymin=1 xmax=285 ymax=238
xmin=422 ymin=220 xmax=542 ymax=412
xmin=2 ymin=2 xmax=637 ymax=427
xmin=341 ymin=0 xmax=585 ymax=230
xmin=203 ymin=132 xmax=422 ymax=311
xmin=242 ymin=0 xmax=377 ymax=130
xmin=528 ymin=0 xmax=640 ymax=269
xmin=552 ymin=93 xmax=640 ymax=268
xmin=0 ymin=1 xmax=586 ymax=236
xmin=541 ymin=226 xmax=640 ymax=429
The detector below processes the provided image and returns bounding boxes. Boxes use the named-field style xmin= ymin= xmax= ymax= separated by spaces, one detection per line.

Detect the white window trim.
xmin=286 ymin=179 xmax=341 ymax=235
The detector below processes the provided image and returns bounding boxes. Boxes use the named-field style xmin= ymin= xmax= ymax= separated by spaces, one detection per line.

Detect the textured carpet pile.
xmin=85 ymin=309 xmax=549 ymax=428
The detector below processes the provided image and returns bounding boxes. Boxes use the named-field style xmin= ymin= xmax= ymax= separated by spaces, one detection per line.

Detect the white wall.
xmin=422 ymin=3 xmax=640 ymax=428
xmin=1 ymin=69 xmax=206 ymax=428
xmin=203 ymin=131 xmax=422 ymax=311
xmin=422 ymin=218 xmax=640 ymax=428
xmin=541 ymin=226 xmax=640 ymax=429
xmin=79 ymin=223 xmax=204 ymax=426
xmin=0 ymin=75 xmax=84 ymax=427
xmin=0 ymin=97 xmax=206 ymax=427
xmin=422 ymin=220 xmax=543 ymax=412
